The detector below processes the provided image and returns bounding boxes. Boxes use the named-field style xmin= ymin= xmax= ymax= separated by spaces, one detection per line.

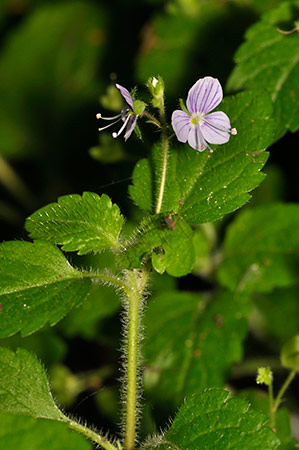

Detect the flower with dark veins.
xmin=97 ymin=84 xmax=144 ymax=141
xmin=171 ymin=76 xmax=237 ymax=152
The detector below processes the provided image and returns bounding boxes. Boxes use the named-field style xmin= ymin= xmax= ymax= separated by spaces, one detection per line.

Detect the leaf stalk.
xmin=65 ymin=418 xmax=119 ymax=450
xmin=270 ymin=370 xmax=297 ymax=428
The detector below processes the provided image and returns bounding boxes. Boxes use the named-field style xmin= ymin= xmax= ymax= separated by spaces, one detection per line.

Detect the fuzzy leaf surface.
xmin=218 ymin=203 xmax=299 ymax=293
xmin=154 ymin=389 xmax=280 ymax=450
xmin=25 ymin=192 xmax=123 ymax=255
xmin=118 ymin=216 xmax=195 ymax=277
xmin=130 ymin=91 xmax=273 ymax=224
xmin=0 ymin=413 xmax=91 ymax=450
xmin=0 ymin=241 xmax=91 ymax=337
xmin=0 ymin=347 xmax=63 ymax=420
xmin=227 ymin=1 xmax=299 ymax=140
xmin=143 ymin=291 xmax=249 ymax=407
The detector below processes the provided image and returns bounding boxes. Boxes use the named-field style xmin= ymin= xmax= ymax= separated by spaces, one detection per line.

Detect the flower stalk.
xmin=153 ymin=81 xmax=169 ymax=215
xmin=155 ymin=130 xmax=169 ymax=214
xmin=270 ymin=370 xmax=297 ymax=428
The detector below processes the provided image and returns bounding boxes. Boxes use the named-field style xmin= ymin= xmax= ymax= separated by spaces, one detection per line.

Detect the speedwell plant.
xmin=1 ymin=17 xmax=299 ymax=447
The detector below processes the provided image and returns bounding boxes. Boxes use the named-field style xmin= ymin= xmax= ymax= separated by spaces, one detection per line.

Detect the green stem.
xmin=143 ymin=111 xmax=162 ymax=128
xmin=82 ymin=271 xmax=128 ymax=291
xmin=155 ymin=131 xmax=169 ymax=214
xmin=124 ymin=269 xmax=149 ymax=450
xmin=269 ymin=377 xmax=274 ymax=429
xmin=65 ymin=417 xmax=119 ymax=450
xmin=154 ymin=92 xmax=169 ymax=215
xmin=272 ymin=370 xmax=296 ymax=417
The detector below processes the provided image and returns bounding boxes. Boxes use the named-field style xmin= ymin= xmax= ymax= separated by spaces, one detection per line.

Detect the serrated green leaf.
xmin=218 ymin=204 xmax=299 ymax=293
xmin=152 ymin=389 xmax=279 ymax=450
xmin=25 ymin=192 xmax=123 ymax=255
xmin=143 ymin=291 xmax=249 ymax=407
xmin=227 ymin=1 xmax=299 ymax=140
xmin=0 ymin=347 xmax=63 ymax=419
xmin=238 ymin=390 xmax=297 ymax=450
xmin=118 ymin=215 xmax=195 ymax=277
xmin=129 ymin=90 xmax=273 ymax=223
xmin=0 ymin=240 xmax=91 ymax=337
xmin=0 ymin=413 xmax=91 ymax=450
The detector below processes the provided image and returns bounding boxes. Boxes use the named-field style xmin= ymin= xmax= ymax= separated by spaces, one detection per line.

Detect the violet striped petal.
xmin=201 ymin=111 xmax=231 ymax=144
xmin=187 ymin=77 xmax=223 ymax=115
xmin=116 ymin=83 xmax=134 ymax=110
xmin=188 ymin=126 xmax=207 ymax=152
xmin=124 ymin=115 xmax=137 ymax=141
xmin=171 ymin=110 xmax=191 ymax=143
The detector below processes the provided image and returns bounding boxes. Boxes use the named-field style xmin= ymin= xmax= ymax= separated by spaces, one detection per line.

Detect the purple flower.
xmin=96 ymin=84 xmax=137 ymax=141
xmin=171 ymin=77 xmax=237 ymax=152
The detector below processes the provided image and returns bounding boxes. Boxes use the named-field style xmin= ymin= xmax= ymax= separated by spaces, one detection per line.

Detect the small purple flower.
xmin=96 ymin=84 xmax=137 ymax=141
xmin=171 ymin=76 xmax=237 ymax=152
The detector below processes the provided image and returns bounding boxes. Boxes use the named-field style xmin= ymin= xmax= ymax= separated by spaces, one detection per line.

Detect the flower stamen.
xmin=112 ymin=114 xmax=131 ymax=139
xmin=97 ymin=117 xmax=123 ymax=132
xmin=203 ymin=116 xmax=237 ymax=135
xmin=96 ymin=112 xmax=122 ymax=121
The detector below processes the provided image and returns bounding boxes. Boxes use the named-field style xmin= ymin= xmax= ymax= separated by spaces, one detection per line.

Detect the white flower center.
xmin=190 ymin=113 xmax=204 ymax=128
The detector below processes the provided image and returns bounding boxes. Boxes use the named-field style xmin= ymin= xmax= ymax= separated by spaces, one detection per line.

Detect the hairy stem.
xmin=155 ymin=132 xmax=169 ymax=214
xmin=143 ymin=111 xmax=162 ymax=128
xmin=82 ymin=271 xmax=128 ymax=291
xmin=65 ymin=417 xmax=118 ymax=450
xmin=124 ymin=269 xmax=149 ymax=450
xmin=154 ymin=91 xmax=169 ymax=215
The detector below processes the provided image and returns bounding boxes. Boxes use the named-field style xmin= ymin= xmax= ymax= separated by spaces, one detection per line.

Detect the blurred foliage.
xmin=0 ymin=1 xmax=106 ymax=159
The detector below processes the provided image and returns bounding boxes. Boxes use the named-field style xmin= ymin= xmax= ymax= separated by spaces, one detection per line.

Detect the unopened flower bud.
xmin=256 ymin=367 xmax=273 ymax=386
xmin=147 ymin=75 xmax=165 ymax=108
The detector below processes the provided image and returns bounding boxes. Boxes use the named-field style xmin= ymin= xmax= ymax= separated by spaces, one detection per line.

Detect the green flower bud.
xmin=256 ymin=367 xmax=273 ymax=386
xmin=147 ymin=75 xmax=165 ymax=108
